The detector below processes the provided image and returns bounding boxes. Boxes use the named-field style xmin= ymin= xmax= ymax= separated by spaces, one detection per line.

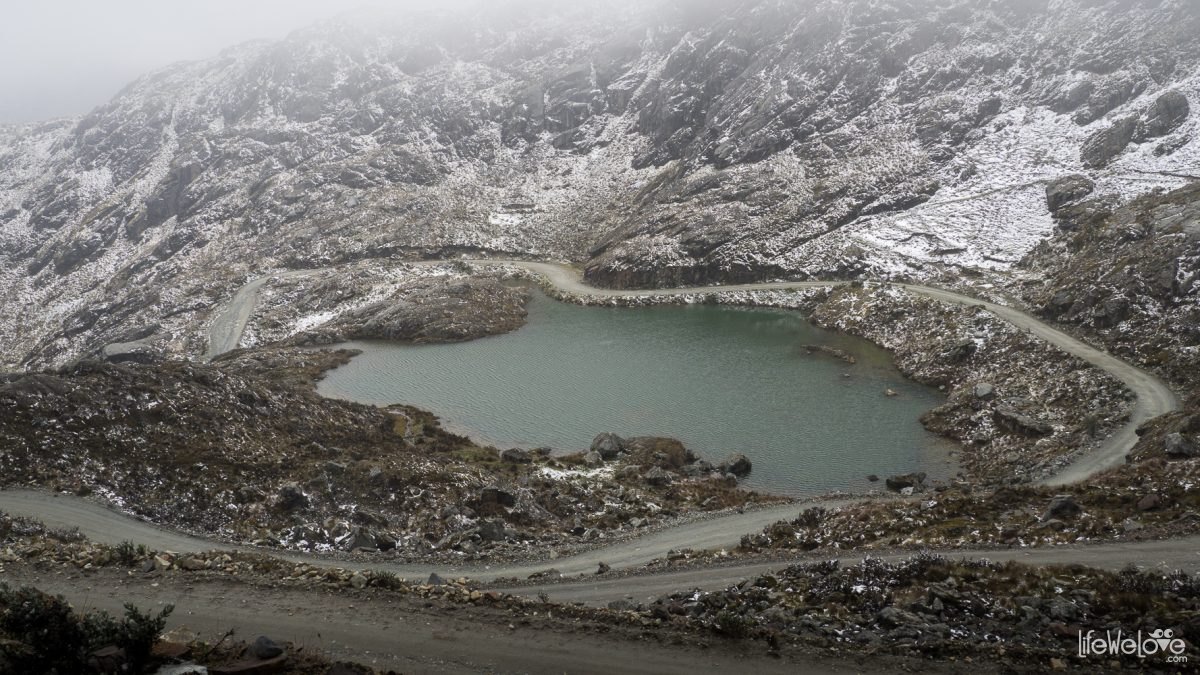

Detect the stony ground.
xmin=4 ymin=511 xmax=1196 ymax=673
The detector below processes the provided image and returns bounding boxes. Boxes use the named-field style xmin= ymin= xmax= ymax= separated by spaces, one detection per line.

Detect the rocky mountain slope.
xmin=1 ymin=0 xmax=1199 ymax=370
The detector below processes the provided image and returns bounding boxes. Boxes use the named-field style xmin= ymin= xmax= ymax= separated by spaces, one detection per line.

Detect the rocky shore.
xmin=0 ymin=348 xmax=781 ymax=561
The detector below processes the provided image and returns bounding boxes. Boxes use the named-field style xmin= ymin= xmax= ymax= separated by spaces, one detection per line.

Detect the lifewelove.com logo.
xmin=1078 ymin=628 xmax=1188 ymax=663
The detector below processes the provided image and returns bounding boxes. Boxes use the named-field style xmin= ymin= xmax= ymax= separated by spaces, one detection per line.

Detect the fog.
xmin=0 ymin=1 xmax=377 ymax=123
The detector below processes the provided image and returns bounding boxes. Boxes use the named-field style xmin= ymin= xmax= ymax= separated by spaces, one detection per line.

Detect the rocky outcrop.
xmin=590 ymin=432 xmax=625 ymax=460
xmin=1080 ymin=116 xmax=1138 ymax=168
xmin=885 ymin=472 xmax=926 ymax=492
xmin=1135 ymin=90 xmax=1190 ymax=142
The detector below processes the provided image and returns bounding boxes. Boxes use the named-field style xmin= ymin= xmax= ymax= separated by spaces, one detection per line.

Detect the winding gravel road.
xmin=1 ymin=258 xmax=1183 ymax=601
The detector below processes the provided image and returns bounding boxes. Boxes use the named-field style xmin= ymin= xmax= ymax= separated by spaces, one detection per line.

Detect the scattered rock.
xmin=867 ymin=474 xmax=879 ymax=482
xmin=478 ymin=486 xmax=516 ymax=508
xmin=178 ymin=556 xmax=207 ymax=571
xmin=1137 ymin=493 xmax=1162 ymax=512
xmin=1042 ymin=495 xmax=1082 ymax=522
xmin=885 ymin=472 xmax=926 ymax=492
xmin=1165 ymin=432 xmax=1198 ymax=457
xmin=973 ymin=382 xmax=996 ymax=400
xmin=718 ymin=453 xmax=752 ymax=477
xmin=274 ymin=483 xmax=308 ymax=512
xmin=249 ymin=636 xmax=284 ymax=660
xmin=477 ymin=519 xmax=508 ymax=542
xmin=876 ymin=606 xmax=922 ymax=628
xmin=643 ymin=466 xmax=673 ymax=486
xmin=499 ymin=448 xmax=532 ymax=463
xmin=994 ymin=407 xmax=1054 ymax=436
xmin=597 ymin=561 xmax=611 ymax=575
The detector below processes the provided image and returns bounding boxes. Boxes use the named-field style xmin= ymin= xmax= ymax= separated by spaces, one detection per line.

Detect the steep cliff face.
xmin=2 ymin=0 xmax=1199 ymax=368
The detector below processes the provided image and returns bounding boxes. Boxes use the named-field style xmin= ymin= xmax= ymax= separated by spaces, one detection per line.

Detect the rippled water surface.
xmin=317 ymin=291 xmax=956 ymax=495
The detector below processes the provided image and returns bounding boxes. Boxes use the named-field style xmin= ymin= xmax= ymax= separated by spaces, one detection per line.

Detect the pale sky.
xmin=0 ymin=1 xmax=367 ymax=123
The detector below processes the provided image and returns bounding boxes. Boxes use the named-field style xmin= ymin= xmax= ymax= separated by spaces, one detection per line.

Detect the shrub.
xmin=0 ymin=583 xmax=173 ymax=673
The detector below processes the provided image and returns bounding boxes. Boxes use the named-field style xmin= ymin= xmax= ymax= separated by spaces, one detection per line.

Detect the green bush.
xmin=0 ymin=583 xmax=173 ymax=673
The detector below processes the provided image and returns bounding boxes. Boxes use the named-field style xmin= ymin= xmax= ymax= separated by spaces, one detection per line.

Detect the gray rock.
xmin=885 ymin=472 xmax=927 ymax=492
xmin=876 ymin=606 xmax=923 ymax=628
xmin=590 ymin=432 xmax=625 ymax=460
xmin=643 ymin=466 xmax=673 ymax=486
xmin=428 ymin=572 xmax=446 ymax=586
xmin=1165 ymin=432 xmax=1198 ymax=457
xmin=1042 ymin=495 xmax=1082 ymax=522
xmin=275 ymin=482 xmax=308 ymax=512
xmin=349 ymin=573 xmax=367 ymax=589
xmin=249 ymin=636 xmax=284 ymax=660
xmin=1081 ymin=116 xmax=1138 ymax=168
xmin=477 ymin=519 xmax=508 ymax=542
xmin=719 ymin=453 xmax=753 ymax=477
xmin=972 ymin=382 xmax=996 ymax=400
xmin=994 ymin=407 xmax=1054 ymax=436
xmin=340 ymin=527 xmax=377 ymax=552
xmin=1045 ymin=175 xmax=1095 ymax=213
xmin=499 ymin=448 xmax=532 ymax=463
xmin=583 ymin=450 xmax=604 ymax=466
xmin=478 ymin=486 xmax=516 ymax=508
xmin=1137 ymin=493 xmax=1162 ymax=511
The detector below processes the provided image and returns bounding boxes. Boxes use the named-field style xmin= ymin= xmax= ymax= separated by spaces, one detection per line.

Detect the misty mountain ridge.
xmin=1 ymin=0 xmax=1198 ymax=369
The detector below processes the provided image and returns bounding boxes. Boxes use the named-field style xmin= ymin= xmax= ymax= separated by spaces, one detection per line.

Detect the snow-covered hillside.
xmin=1 ymin=0 xmax=1198 ymax=368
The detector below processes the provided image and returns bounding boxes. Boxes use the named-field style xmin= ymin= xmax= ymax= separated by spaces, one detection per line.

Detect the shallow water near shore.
xmin=317 ymin=291 xmax=957 ymax=496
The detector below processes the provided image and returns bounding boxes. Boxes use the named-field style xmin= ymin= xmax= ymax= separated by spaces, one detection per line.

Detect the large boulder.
xmin=1165 ymin=432 xmax=1198 ymax=458
xmin=1045 ymin=175 xmax=1095 ymax=213
xmin=590 ymin=432 xmax=625 ymax=460
xmin=1081 ymin=116 xmax=1137 ymax=168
